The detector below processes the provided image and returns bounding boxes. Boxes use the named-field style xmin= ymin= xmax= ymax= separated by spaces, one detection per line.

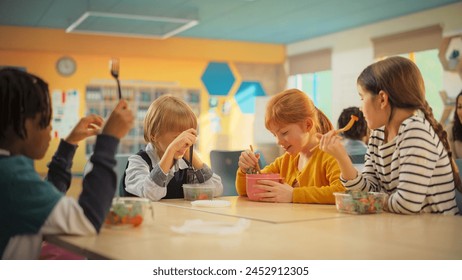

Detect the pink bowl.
xmin=246 ymin=173 xmax=281 ymax=201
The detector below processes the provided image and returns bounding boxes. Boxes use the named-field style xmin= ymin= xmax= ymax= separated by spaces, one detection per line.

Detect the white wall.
xmin=287 ymin=2 xmax=462 ymax=123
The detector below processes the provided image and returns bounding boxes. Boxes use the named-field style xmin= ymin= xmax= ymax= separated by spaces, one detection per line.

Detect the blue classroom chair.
xmin=255 ymin=150 xmax=267 ymax=168
xmin=210 ymin=150 xmax=243 ymax=196
xmin=349 ymin=153 xmax=366 ymax=164
xmin=115 ymin=154 xmax=130 ymax=197
xmin=82 ymin=154 xmax=130 ymax=197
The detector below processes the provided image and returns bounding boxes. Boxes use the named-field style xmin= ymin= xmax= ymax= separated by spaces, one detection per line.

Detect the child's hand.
xmin=318 ymin=131 xmax=359 ymax=180
xmin=167 ymin=128 xmax=197 ymax=160
xmin=64 ymin=115 xmax=104 ymax=145
xmin=238 ymin=150 xmax=260 ymax=173
xmin=183 ymin=148 xmax=204 ymax=169
xmin=102 ymin=100 xmax=134 ymax=139
xmin=254 ymin=180 xmax=293 ymax=203
xmin=317 ymin=130 xmax=347 ymax=159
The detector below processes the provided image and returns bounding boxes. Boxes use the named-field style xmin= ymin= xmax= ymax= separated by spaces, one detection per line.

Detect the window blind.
xmin=288 ymin=48 xmax=331 ymax=75
xmin=372 ymin=25 xmax=442 ymax=58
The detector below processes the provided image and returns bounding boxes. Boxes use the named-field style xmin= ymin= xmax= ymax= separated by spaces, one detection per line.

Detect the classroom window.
xmin=394 ymin=49 xmax=443 ymax=122
xmin=287 ymin=70 xmax=333 ymax=119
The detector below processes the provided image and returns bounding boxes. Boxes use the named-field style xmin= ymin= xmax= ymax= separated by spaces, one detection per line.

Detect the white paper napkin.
xmin=170 ymin=218 xmax=250 ymax=235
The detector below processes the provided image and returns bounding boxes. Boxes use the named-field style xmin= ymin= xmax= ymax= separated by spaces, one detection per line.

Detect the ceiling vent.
xmin=66 ymin=11 xmax=198 ymax=39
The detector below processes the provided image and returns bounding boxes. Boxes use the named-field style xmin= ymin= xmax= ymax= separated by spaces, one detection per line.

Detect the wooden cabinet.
xmin=85 ymin=83 xmax=200 ymax=157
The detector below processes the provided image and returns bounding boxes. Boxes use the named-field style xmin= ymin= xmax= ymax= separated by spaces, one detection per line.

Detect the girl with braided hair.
xmin=319 ymin=56 xmax=459 ymax=215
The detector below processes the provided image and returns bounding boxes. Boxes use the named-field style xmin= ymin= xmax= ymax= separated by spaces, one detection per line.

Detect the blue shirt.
xmin=343 ymin=139 xmax=367 ymax=156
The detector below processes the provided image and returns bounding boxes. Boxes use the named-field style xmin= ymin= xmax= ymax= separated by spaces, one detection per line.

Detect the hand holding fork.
xmin=310 ymin=115 xmax=359 ymax=152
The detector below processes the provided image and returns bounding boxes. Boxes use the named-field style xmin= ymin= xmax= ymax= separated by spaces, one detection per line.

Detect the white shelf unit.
xmin=85 ymin=84 xmax=201 ymax=157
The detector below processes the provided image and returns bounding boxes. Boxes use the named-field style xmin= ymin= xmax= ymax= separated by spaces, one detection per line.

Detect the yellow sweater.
xmin=235 ymin=149 xmax=345 ymax=204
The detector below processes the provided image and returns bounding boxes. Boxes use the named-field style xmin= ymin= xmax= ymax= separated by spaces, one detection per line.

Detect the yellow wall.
xmin=0 ymin=26 xmax=285 ymax=173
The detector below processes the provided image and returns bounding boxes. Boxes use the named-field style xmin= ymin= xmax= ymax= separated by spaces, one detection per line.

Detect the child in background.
xmin=122 ymin=95 xmax=223 ymax=200
xmin=236 ymin=88 xmax=345 ymax=204
xmin=446 ymin=90 xmax=462 ymax=159
xmin=337 ymin=106 xmax=368 ymax=156
xmin=0 ymin=68 xmax=134 ymax=259
xmin=318 ymin=56 xmax=458 ymax=215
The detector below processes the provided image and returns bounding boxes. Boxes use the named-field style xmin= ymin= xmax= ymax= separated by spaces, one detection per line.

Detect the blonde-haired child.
xmin=319 ymin=56 xmax=458 ymax=214
xmin=236 ymin=88 xmax=345 ymax=203
xmin=122 ymin=95 xmax=223 ymax=200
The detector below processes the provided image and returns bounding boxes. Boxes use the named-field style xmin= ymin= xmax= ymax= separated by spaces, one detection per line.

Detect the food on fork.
xmin=310 ymin=115 xmax=359 ymax=152
xmin=337 ymin=115 xmax=359 ymax=133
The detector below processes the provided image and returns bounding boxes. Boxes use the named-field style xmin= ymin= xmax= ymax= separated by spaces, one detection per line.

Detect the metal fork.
xmin=110 ymin=58 xmax=122 ymax=99
xmin=186 ymin=145 xmax=196 ymax=183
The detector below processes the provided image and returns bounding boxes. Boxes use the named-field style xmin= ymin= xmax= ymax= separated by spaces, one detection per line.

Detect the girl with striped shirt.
xmin=318 ymin=56 xmax=459 ymax=215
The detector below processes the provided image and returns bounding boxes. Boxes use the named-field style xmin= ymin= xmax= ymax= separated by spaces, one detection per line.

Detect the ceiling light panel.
xmin=66 ymin=11 xmax=198 ymax=39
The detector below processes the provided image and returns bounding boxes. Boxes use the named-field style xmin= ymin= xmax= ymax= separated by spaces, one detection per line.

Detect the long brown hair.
xmin=357 ymin=56 xmax=462 ymax=192
xmin=452 ymin=90 xmax=462 ymax=141
xmin=265 ymin=88 xmax=333 ymax=134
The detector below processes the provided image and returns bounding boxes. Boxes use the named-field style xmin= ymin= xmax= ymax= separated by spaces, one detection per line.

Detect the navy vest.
xmin=120 ymin=150 xmax=191 ymax=199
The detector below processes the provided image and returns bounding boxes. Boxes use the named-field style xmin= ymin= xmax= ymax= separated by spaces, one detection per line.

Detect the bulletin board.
xmin=51 ymin=89 xmax=80 ymax=139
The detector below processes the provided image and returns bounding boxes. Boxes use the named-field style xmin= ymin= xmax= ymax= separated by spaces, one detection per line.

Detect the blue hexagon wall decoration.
xmin=234 ymin=81 xmax=266 ymax=114
xmin=201 ymin=62 xmax=235 ymax=96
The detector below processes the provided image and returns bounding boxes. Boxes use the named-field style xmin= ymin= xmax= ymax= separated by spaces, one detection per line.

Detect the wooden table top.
xmin=45 ymin=196 xmax=462 ymax=260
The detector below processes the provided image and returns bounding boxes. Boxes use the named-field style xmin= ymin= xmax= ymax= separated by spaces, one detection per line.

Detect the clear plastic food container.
xmin=182 ymin=184 xmax=214 ymax=201
xmin=333 ymin=191 xmax=386 ymax=214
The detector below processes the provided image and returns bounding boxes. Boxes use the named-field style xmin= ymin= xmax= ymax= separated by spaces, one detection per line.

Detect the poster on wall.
xmin=52 ymin=89 xmax=80 ymax=139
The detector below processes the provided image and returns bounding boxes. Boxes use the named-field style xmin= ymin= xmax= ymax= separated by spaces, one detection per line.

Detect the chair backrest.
xmin=210 ymin=150 xmax=243 ymax=196
xmin=349 ymin=154 xmax=366 ymax=164
xmin=115 ymin=154 xmax=130 ymax=196
xmin=83 ymin=154 xmax=130 ymax=197
xmin=454 ymin=159 xmax=462 ymax=214
xmin=255 ymin=150 xmax=267 ymax=168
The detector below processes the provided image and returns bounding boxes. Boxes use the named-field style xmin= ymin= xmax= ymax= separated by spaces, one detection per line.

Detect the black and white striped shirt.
xmin=341 ymin=114 xmax=458 ymax=215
